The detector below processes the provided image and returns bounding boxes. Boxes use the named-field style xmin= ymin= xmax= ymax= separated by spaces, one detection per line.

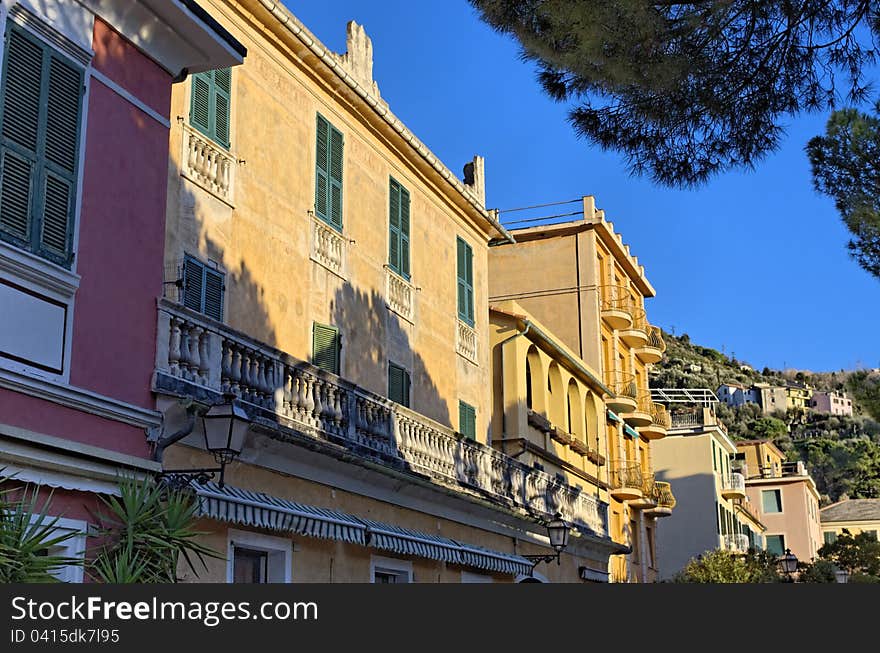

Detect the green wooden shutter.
xmin=0 ymin=24 xmax=82 ymax=267
xmin=389 ymin=177 xmax=411 ymax=278
xmin=315 ymin=114 xmax=329 ymax=223
xmin=388 ymin=362 xmax=410 ymax=407
xmin=459 ymin=401 xmax=476 ymax=440
xmin=399 ymin=185 xmax=410 ymax=278
xmin=203 ymin=267 xmax=225 ymax=321
xmin=190 ymin=69 xmax=231 ymax=148
xmin=312 ymin=323 xmax=340 ymax=374
xmin=328 ymin=124 xmax=343 ymax=229
xmin=183 ymin=256 xmax=204 ymax=313
xmin=456 ymin=237 xmax=474 ymax=325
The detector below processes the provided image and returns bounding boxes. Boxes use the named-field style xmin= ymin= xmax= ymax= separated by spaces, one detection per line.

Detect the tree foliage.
xmin=674 ymin=548 xmax=781 ymax=583
xmin=817 ymin=529 xmax=880 ymax=579
xmin=468 ymin=1 xmax=880 ymax=187
xmin=808 ymin=106 xmax=880 ymax=278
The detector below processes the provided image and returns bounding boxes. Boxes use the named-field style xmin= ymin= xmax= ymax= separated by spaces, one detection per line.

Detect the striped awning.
xmin=361 ymin=519 xmax=461 ymax=563
xmin=194 ymin=482 xmax=367 ymax=545
xmin=623 ymin=424 xmax=639 ymax=438
xmin=606 ymin=410 xmax=622 ymax=423
xmin=193 ymin=482 xmax=533 ymax=576
xmin=579 ymin=566 xmax=609 ymax=583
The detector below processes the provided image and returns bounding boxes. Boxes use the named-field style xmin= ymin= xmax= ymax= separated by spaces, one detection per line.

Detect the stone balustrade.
xmin=385 ymin=267 xmax=415 ymax=322
xmin=310 ymin=216 xmax=345 ymax=276
xmin=154 ymin=300 xmax=608 ymax=537
xmin=456 ymin=320 xmax=478 ymax=364
xmin=181 ymin=123 xmax=235 ymax=203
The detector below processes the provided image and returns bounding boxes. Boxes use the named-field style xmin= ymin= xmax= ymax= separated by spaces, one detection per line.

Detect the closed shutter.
xmin=315 ymin=114 xmax=343 ymax=230
xmin=312 ymin=323 xmax=340 ymax=375
xmin=183 ymin=255 xmax=225 ymax=321
xmin=456 ymin=237 xmax=474 ymax=325
xmin=388 ymin=178 xmax=411 ymax=278
xmin=459 ymin=401 xmax=476 ymax=440
xmin=190 ymin=68 xmax=231 ymax=148
xmin=388 ymin=362 xmax=410 ymax=407
xmin=0 ymin=25 xmax=82 ymax=266
xmin=399 ymin=184 xmax=410 ymax=277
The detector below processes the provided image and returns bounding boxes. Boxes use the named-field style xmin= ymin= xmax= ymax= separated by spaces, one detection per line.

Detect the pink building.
xmin=810 ymin=390 xmax=854 ymax=416
xmin=0 ymin=0 xmax=244 ymax=579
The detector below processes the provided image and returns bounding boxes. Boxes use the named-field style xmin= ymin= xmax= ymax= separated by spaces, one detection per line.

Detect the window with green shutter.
xmin=387 ymin=361 xmax=410 ymax=407
xmin=459 ymin=401 xmax=476 ymax=440
xmin=456 ymin=237 xmax=474 ymax=326
xmin=0 ymin=22 xmax=84 ymax=268
xmin=189 ymin=68 xmax=231 ymax=148
xmin=388 ymin=177 xmax=410 ymax=279
xmin=315 ymin=113 xmax=343 ymax=231
xmin=312 ymin=323 xmax=340 ymax=375
xmin=182 ymin=255 xmax=225 ymax=321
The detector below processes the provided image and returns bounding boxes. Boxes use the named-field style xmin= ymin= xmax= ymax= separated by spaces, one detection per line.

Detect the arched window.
xmin=526 ymin=359 xmax=533 ymax=410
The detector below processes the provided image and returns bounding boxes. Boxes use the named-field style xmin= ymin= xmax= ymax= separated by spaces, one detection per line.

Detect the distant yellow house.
xmin=820 ymin=499 xmax=880 ymax=545
xmin=488 ymin=198 xmax=672 ymax=582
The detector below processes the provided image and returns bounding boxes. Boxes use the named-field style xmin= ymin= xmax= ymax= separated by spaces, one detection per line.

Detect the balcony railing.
xmin=609 ymin=463 xmax=643 ymax=491
xmin=385 ymin=267 xmax=415 ymax=323
xmin=751 ymin=461 xmax=808 ymax=479
xmin=724 ymin=533 xmax=749 ymax=553
xmin=456 ymin=320 xmax=478 ymax=364
xmin=647 ymin=326 xmax=666 ymax=353
xmin=650 ymin=402 xmax=671 ymax=428
xmin=604 ymin=371 xmax=638 ymax=400
xmin=181 ymin=123 xmax=235 ymax=204
xmin=310 ymin=216 xmax=346 ymax=277
xmin=598 ymin=284 xmax=632 ymax=314
xmin=654 ymin=482 xmax=676 ymax=509
xmin=722 ymin=472 xmax=746 ymax=496
xmin=154 ymin=300 xmax=608 ymax=537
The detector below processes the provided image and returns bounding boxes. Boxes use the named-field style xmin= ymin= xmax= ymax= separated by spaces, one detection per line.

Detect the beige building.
xmin=487 ymin=200 xmax=672 ymax=582
xmin=810 ymin=390 xmax=854 ymax=416
xmin=820 ymin=499 xmax=880 ymax=545
xmin=650 ymin=394 xmax=766 ymax=579
xmin=152 ymin=1 xmax=613 ymax=583
xmin=737 ymin=440 xmax=822 ymax=562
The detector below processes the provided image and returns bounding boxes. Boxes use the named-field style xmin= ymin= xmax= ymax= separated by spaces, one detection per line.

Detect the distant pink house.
xmin=0 ymin=0 xmax=244 ymax=580
xmin=810 ymin=390 xmax=853 ymax=416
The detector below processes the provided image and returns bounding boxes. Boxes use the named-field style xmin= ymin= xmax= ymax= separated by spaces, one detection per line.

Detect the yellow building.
xmin=488 ymin=199 xmax=672 ymax=582
xmin=784 ymin=381 xmax=812 ymax=413
xmin=649 ymin=393 xmax=766 ymax=579
xmin=737 ymin=440 xmax=822 ymax=562
xmin=820 ymin=499 xmax=880 ymax=545
xmin=152 ymin=1 xmax=613 ymax=583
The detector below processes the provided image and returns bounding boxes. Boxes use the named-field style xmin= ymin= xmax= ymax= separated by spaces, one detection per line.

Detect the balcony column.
xmin=639 ymin=511 xmax=649 ymax=581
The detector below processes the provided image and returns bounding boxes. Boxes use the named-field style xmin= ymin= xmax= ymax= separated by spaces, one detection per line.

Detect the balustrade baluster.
xmin=168 ymin=317 xmax=182 ymax=377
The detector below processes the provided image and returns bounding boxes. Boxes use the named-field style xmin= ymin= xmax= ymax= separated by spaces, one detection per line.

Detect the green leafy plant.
xmin=88 ymin=475 xmax=221 ymax=583
xmin=674 ymin=548 xmax=781 ymax=583
xmin=0 ymin=472 xmax=83 ymax=583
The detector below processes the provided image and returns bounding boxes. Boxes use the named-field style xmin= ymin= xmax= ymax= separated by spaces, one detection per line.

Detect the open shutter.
xmin=312 ymin=323 xmax=340 ymax=374
xmin=456 ymin=237 xmax=474 ymax=325
xmin=328 ymin=124 xmax=343 ymax=229
xmin=190 ymin=72 xmax=212 ymax=137
xmin=183 ymin=257 xmax=204 ymax=313
xmin=399 ymin=185 xmax=410 ymax=278
xmin=0 ymin=29 xmax=41 ymax=244
xmin=213 ymin=68 xmax=231 ymax=148
xmin=388 ymin=179 xmax=400 ymax=273
xmin=315 ymin=115 xmax=329 ymax=222
xmin=204 ymin=267 xmax=225 ymax=321
xmin=459 ymin=401 xmax=476 ymax=440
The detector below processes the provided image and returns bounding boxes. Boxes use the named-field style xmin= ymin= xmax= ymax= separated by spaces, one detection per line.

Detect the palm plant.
xmin=0 ymin=473 xmax=83 ymax=583
xmin=88 ymin=475 xmax=221 ymax=583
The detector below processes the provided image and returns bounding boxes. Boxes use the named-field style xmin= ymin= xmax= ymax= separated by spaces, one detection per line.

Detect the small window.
xmin=823 ymin=531 xmax=838 ymax=545
xmin=761 ymin=489 xmax=782 ymax=514
xmin=388 ymin=361 xmax=410 ymax=407
xmin=371 ymin=556 xmax=412 ymax=583
xmin=233 ymin=547 xmax=267 ymax=584
xmin=183 ymin=255 xmax=225 ymax=321
xmin=189 ymin=68 xmax=232 ymax=148
xmin=456 ymin=237 xmax=474 ymax=326
xmin=227 ymin=530 xmax=291 ymax=583
xmin=459 ymin=400 xmax=476 ymax=440
xmin=312 ymin=322 xmax=340 ymax=375
xmin=765 ymin=534 xmax=785 ymax=556
xmin=388 ymin=177 xmax=410 ymax=279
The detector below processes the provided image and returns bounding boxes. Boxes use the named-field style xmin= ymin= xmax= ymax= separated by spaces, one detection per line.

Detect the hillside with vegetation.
xmin=649 ymin=331 xmax=880 ymax=504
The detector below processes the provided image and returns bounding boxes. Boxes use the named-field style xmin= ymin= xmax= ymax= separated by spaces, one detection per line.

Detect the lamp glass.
xmin=546 ymin=513 xmax=570 ymax=553
xmin=834 ymin=568 xmax=850 ymax=584
xmin=202 ymin=400 xmax=249 ymax=462
xmin=778 ymin=548 xmax=798 ymax=574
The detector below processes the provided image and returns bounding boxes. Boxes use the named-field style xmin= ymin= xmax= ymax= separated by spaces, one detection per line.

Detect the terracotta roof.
xmin=820 ymin=499 xmax=880 ymax=523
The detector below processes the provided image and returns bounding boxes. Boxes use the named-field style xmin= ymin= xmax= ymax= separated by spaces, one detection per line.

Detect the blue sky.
xmin=288 ymin=1 xmax=880 ymax=373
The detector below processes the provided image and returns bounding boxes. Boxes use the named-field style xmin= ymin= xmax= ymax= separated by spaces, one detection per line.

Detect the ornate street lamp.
xmin=524 ymin=513 xmax=571 ymax=574
xmin=156 ymin=393 xmax=250 ymax=489
xmin=777 ymin=548 xmax=798 ymax=582
xmin=834 ymin=567 xmax=850 ymax=584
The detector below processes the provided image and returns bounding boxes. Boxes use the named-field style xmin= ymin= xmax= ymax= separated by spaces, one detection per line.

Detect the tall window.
xmin=190 ymin=68 xmax=231 ymax=148
xmin=823 ymin=531 xmax=837 ymax=545
xmin=0 ymin=22 xmax=84 ymax=268
xmin=183 ymin=255 xmax=225 ymax=321
xmin=761 ymin=489 xmax=783 ymax=514
xmin=315 ymin=113 xmax=343 ymax=230
xmin=765 ymin=534 xmax=785 ymax=556
xmin=459 ymin=400 xmax=476 ymax=440
xmin=312 ymin=323 xmax=340 ymax=375
xmin=525 ymin=359 xmax=533 ymax=409
xmin=387 ymin=361 xmax=410 ymax=407
xmin=456 ymin=236 xmax=474 ymax=326
xmin=388 ymin=177 xmax=410 ymax=278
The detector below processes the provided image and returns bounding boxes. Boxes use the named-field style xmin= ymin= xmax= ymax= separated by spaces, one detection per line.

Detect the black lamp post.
xmin=778 ymin=548 xmax=798 ymax=582
xmin=524 ymin=513 xmax=571 ymax=574
xmin=157 ymin=394 xmax=250 ymax=489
